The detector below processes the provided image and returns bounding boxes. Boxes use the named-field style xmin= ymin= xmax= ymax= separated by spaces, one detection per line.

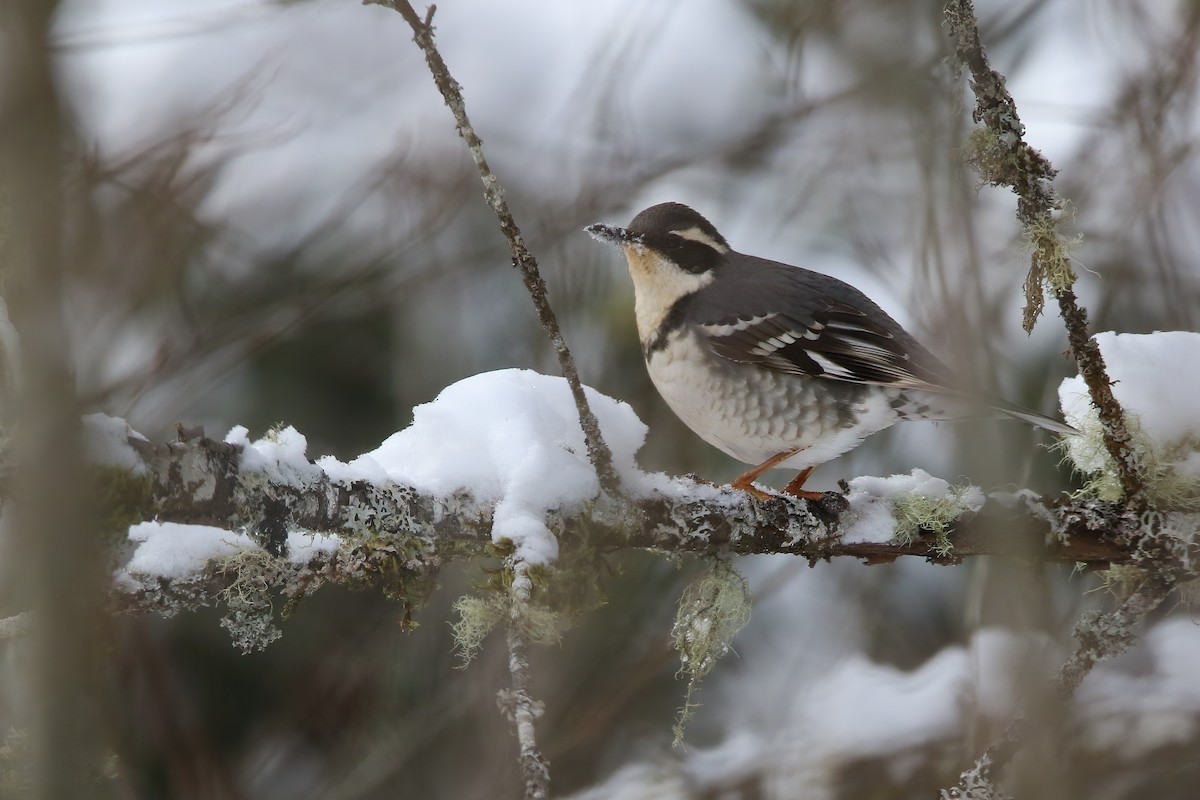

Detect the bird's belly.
xmin=645 ymin=332 xmax=901 ymax=471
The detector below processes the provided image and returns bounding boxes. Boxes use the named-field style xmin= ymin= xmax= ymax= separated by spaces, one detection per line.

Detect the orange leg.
xmin=731 ymin=451 xmax=825 ymax=501
xmin=730 ymin=449 xmax=801 ymax=500
xmin=782 ymin=466 xmax=823 ymax=501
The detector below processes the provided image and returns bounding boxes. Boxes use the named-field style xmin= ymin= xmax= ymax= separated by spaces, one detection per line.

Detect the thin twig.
xmin=367 ymin=0 xmax=620 ymax=495
xmin=498 ymin=560 xmax=550 ymax=800
xmin=944 ymin=0 xmax=1147 ymax=510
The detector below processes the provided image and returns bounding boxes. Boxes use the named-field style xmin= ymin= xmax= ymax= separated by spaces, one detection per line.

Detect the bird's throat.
xmin=622 ymin=247 xmax=714 ymax=345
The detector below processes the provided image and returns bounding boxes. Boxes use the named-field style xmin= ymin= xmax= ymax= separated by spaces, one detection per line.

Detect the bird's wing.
xmin=699 ymin=299 xmax=955 ymax=392
xmin=683 ymin=257 xmax=1077 ymax=433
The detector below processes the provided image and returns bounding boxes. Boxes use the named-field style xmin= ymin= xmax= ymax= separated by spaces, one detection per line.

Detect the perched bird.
xmin=586 ymin=202 xmax=1076 ymax=499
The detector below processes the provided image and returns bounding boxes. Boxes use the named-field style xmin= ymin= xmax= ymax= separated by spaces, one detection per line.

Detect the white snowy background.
xmin=7 ymin=0 xmax=1200 ymax=797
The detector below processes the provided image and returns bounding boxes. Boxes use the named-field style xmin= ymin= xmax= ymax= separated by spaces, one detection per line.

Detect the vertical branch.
xmin=944 ymin=0 xmax=1147 ymax=510
xmin=498 ymin=560 xmax=550 ymax=800
xmin=1 ymin=1 xmax=110 ymax=795
xmin=367 ymin=0 xmax=620 ymax=496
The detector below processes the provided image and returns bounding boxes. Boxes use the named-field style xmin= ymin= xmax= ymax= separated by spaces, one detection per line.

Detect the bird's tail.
xmin=991 ymin=400 xmax=1079 ymax=436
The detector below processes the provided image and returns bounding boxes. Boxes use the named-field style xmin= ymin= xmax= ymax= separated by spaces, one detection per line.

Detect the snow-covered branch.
xmin=91 ymin=381 xmax=1167 ymax=625
xmin=112 ymin=424 xmax=1142 ymax=567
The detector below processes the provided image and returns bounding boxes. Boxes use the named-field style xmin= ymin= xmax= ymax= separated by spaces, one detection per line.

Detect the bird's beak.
xmin=585 ymin=223 xmax=643 ymax=249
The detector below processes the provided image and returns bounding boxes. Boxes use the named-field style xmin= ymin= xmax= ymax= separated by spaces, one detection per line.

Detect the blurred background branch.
xmin=2 ymin=0 xmax=115 ymax=796
xmin=947 ymin=0 xmax=1148 ymax=511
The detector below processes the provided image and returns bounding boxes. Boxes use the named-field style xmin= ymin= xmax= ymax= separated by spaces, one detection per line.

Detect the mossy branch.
xmin=92 ymin=429 xmax=1168 ymax=576
xmin=945 ymin=0 xmax=1146 ymax=511
xmin=942 ymin=2 xmax=1181 ymax=794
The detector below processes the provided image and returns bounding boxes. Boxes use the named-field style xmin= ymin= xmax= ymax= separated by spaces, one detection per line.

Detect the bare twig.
xmin=499 ymin=560 xmax=550 ymax=800
xmin=366 ymin=0 xmax=620 ymax=495
xmin=944 ymin=0 xmax=1147 ymax=510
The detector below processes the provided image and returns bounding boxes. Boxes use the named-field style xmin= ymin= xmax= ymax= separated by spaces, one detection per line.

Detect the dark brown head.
xmin=586 ymin=202 xmax=730 ymax=274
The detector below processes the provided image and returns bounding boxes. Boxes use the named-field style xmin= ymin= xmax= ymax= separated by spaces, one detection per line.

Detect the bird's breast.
xmin=644 ymin=328 xmax=902 ymax=470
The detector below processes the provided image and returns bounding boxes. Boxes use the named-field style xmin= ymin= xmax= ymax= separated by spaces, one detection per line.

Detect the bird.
xmin=586 ymin=202 xmax=1077 ymax=500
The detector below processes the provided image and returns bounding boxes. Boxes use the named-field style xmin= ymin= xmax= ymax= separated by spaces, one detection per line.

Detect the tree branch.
xmin=944 ymin=571 xmax=1177 ymax=797
xmin=500 ymin=560 xmax=550 ymax=800
xmin=2 ymin=0 xmax=113 ymax=793
xmin=941 ymin=2 xmax=1183 ymax=795
xmin=364 ymin=0 xmax=620 ymax=496
xmin=99 ymin=430 xmax=1171 ymax=605
xmin=944 ymin=0 xmax=1147 ymax=510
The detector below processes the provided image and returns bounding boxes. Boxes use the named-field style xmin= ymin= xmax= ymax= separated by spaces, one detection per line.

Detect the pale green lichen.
xmin=450 ymin=509 xmax=611 ymax=668
xmin=891 ymin=484 xmax=981 ymax=555
xmin=1093 ymin=564 xmax=1148 ymax=603
xmin=671 ymin=560 xmax=751 ymax=745
xmin=342 ymin=485 xmax=439 ymax=558
xmin=214 ymin=548 xmax=283 ymax=653
xmin=1072 ymin=607 xmax=1137 ymax=662
xmin=451 ymin=566 xmax=572 ymax=668
xmin=1018 ymin=207 xmax=1081 ymax=331
xmin=1023 ymin=207 xmax=1081 ymax=294
xmin=451 ymin=594 xmax=507 ymax=666
xmin=962 ymin=128 xmax=1014 ymax=187
xmin=220 ymin=602 xmax=282 ymax=652
xmin=1061 ymin=411 xmax=1200 ymax=512
xmin=939 ymin=752 xmax=1010 ymax=800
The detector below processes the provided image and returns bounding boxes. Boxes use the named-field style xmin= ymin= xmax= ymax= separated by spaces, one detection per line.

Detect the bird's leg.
xmin=730 ymin=449 xmax=801 ymax=499
xmin=782 ymin=466 xmax=823 ymax=501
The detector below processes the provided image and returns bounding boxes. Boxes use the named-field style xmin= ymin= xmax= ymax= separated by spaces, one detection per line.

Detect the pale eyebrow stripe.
xmin=670 ymin=227 xmax=729 ymax=253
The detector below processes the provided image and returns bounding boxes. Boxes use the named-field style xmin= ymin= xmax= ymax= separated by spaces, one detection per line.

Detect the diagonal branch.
xmin=944 ymin=0 xmax=1147 ymax=511
xmin=366 ymin=0 xmax=620 ymax=496
xmin=940 ymin=2 xmax=1183 ymax=795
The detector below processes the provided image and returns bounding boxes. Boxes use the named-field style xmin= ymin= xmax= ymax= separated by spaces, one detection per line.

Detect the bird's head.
xmin=587 ymin=202 xmax=731 ymax=340
xmin=586 ymin=202 xmax=729 ymax=275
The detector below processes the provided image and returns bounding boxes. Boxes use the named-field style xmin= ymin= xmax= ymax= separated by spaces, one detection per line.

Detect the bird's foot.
xmin=782 ymin=466 xmax=817 ymax=499
xmin=730 ymin=477 xmax=776 ymax=501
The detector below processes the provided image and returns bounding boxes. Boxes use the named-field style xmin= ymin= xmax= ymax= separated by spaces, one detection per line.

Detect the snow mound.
xmin=1059 ymin=331 xmax=1200 ymax=506
xmin=841 ymin=468 xmax=985 ymax=545
xmin=363 ymin=369 xmax=660 ymax=564
xmin=121 ymin=522 xmax=341 ymax=584
xmin=83 ymin=413 xmax=147 ymax=474
xmin=225 ymin=424 xmax=322 ymax=487
xmin=124 ymin=521 xmax=258 ymax=580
